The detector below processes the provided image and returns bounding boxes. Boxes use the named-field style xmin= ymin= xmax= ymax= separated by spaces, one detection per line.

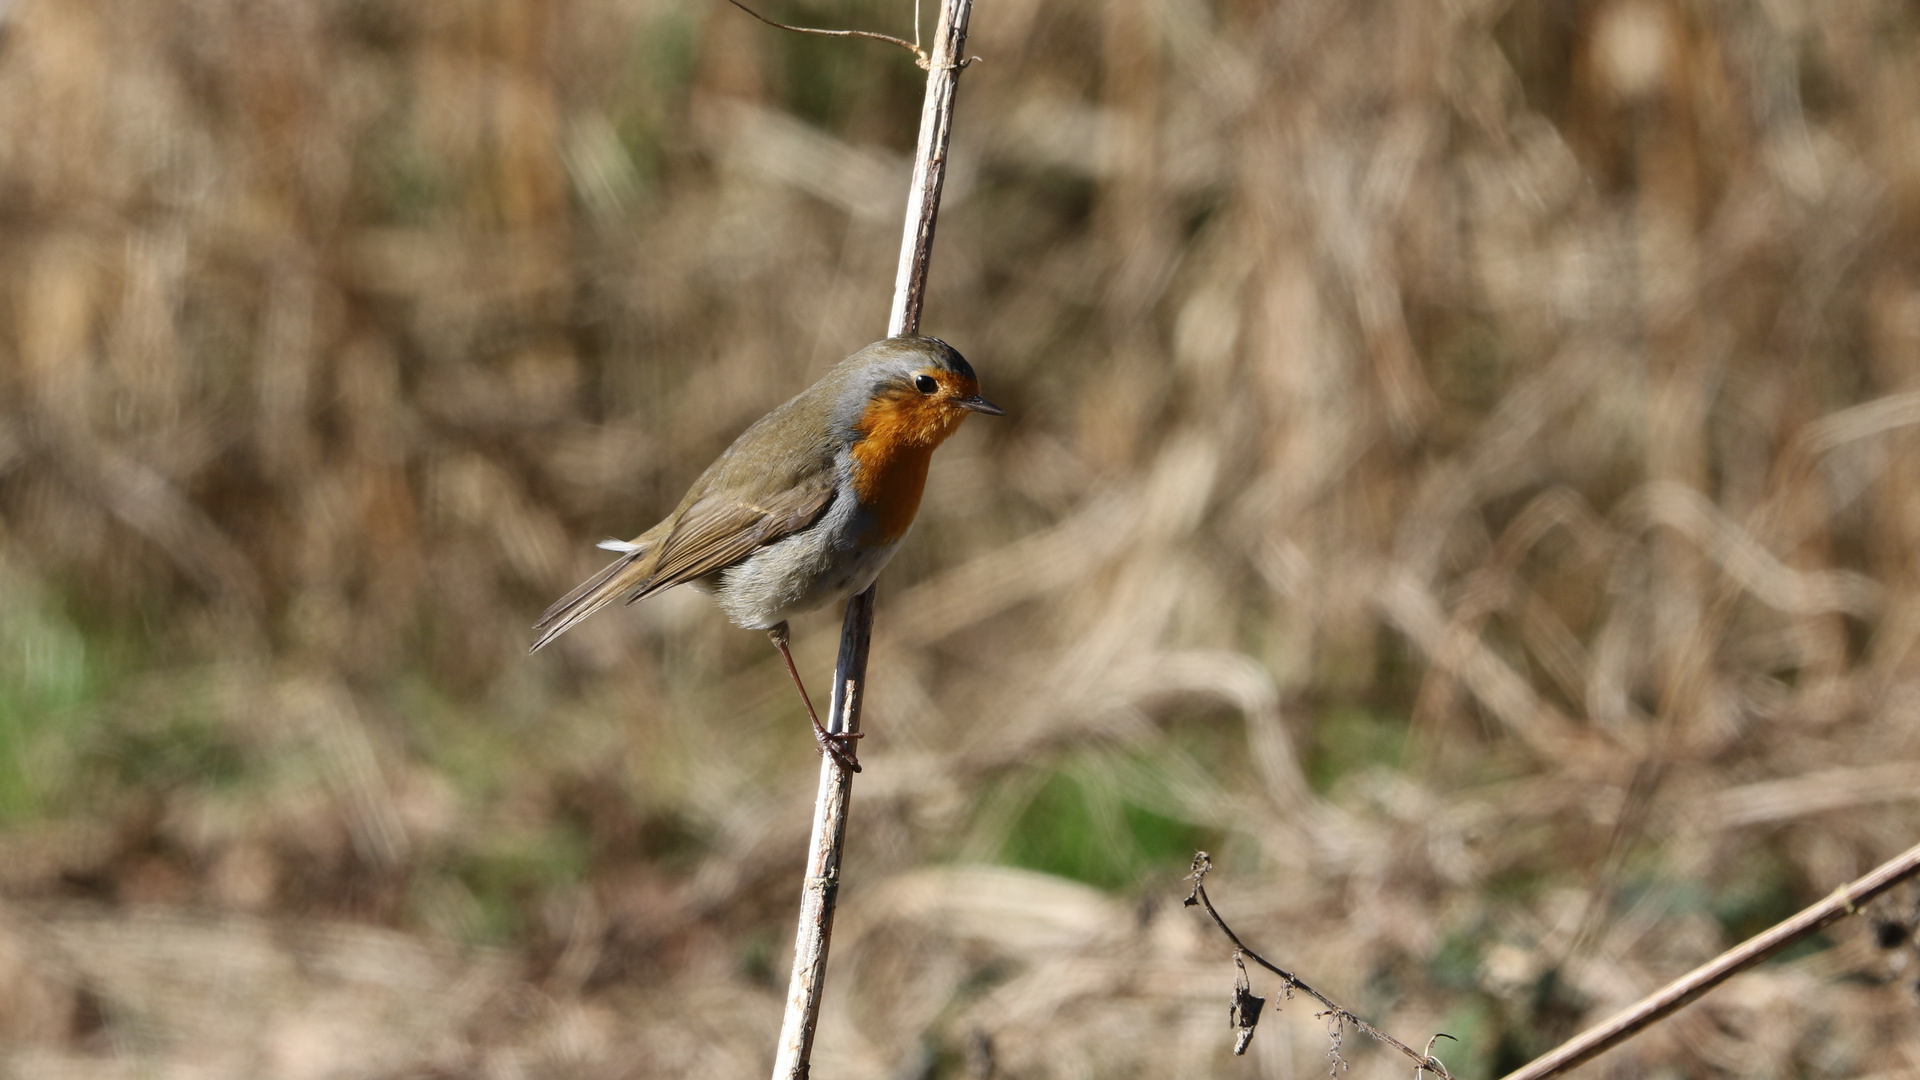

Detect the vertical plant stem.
xmin=886 ymin=3 xmax=973 ymax=339
xmin=771 ymin=589 xmax=872 ymax=1078
xmin=771 ymin=3 xmax=973 ymax=1077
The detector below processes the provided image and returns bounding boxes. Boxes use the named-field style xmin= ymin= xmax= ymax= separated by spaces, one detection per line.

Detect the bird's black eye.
xmin=914 ymin=374 xmax=939 ymax=394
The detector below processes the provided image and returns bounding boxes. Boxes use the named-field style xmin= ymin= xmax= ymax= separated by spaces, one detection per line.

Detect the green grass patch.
xmin=443 ymin=824 xmax=594 ymax=944
xmin=1428 ymin=926 xmax=1488 ymax=992
xmin=0 ymin=576 xmax=131 ymax=820
xmin=1707 ymin=849 xmax=1802 ymax=944
xmin=997 ymin=754 xmax=1212 ymax=892
xmin=1309 ymin=705 xmax=1409 ymax=791
xmin=388 ymin=675 xmax=528 ymax=803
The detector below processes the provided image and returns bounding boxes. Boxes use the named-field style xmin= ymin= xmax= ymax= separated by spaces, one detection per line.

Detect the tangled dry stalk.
xmin=1186 ymin=852 xmax=1457 ymax=1075
xmin=1 ymin=0 xmax=1920 ymax=1077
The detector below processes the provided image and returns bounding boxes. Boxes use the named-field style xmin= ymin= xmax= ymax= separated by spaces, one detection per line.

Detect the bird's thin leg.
xmin=768 ymin=623 xmax=861 ymax=773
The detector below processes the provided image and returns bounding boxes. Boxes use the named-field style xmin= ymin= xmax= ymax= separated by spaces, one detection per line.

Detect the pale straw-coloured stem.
xmin=1501 ymin=839 xmax=1920 ymax=1080
xmin=770 ymin=3 xmax=974 ymax=1077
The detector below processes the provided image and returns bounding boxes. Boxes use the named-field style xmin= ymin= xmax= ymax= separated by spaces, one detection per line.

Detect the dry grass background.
xmin=0 ymin=0 xmax=1918 ymax=1076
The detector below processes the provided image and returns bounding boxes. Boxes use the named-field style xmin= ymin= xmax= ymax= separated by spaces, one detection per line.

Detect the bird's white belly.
xmin=705 ymin=516 xmax=901 ymax=630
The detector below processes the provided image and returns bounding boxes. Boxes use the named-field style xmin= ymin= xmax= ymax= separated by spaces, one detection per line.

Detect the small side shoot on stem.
xmin=1184 ymin=852 xmax=1456 ymax=1077
xmin=725 ymin=0 xmax=979 ymax=71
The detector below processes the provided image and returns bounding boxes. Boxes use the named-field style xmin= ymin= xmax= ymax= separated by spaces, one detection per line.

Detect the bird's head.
xmin=834 ymin=336 xmax=1003 ymax=449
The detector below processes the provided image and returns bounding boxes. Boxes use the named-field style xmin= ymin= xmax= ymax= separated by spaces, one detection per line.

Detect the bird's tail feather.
xmin=530 ymin=545 xmax=652 ymax=653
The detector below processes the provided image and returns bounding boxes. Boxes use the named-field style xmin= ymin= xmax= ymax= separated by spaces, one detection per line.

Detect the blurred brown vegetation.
xmin=2 ymin=0 xmax=1919 ymax=1076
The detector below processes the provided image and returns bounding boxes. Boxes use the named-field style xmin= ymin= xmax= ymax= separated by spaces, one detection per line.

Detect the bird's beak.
xmin=956 ymin=395 xmax=1005 ymax=416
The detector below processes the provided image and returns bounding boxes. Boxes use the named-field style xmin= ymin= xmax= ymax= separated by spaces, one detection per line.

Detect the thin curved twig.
xmin=725 ymin=0 xmax=979 ymax=71
xmin=1186 ymin=854 xmax=1455 ymax=1078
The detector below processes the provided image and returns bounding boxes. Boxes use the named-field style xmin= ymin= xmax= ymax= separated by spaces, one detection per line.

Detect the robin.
xmin=530 ymin=336 xmax=1003 ymax=771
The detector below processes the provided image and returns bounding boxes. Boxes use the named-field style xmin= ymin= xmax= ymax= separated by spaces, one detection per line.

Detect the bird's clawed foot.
xmin=812 ymin=724 xmax=864 ymax=774
xmin=768 ymin=623 xmax=862 ymax=773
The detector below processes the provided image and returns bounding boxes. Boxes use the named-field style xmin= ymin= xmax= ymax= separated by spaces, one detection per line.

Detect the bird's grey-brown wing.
xmin=629 ymin=478 xmax=836 ymax=600
xmin=528 ymin=477 xmax=835 ymax=652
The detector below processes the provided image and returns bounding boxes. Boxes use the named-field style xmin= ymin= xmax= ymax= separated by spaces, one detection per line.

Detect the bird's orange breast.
xmin=849 ymin=393 xmax=967 ymax=543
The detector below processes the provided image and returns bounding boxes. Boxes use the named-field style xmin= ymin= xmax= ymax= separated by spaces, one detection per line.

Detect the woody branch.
xmin=770 ymin=3 xmax=975 ymax=1078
